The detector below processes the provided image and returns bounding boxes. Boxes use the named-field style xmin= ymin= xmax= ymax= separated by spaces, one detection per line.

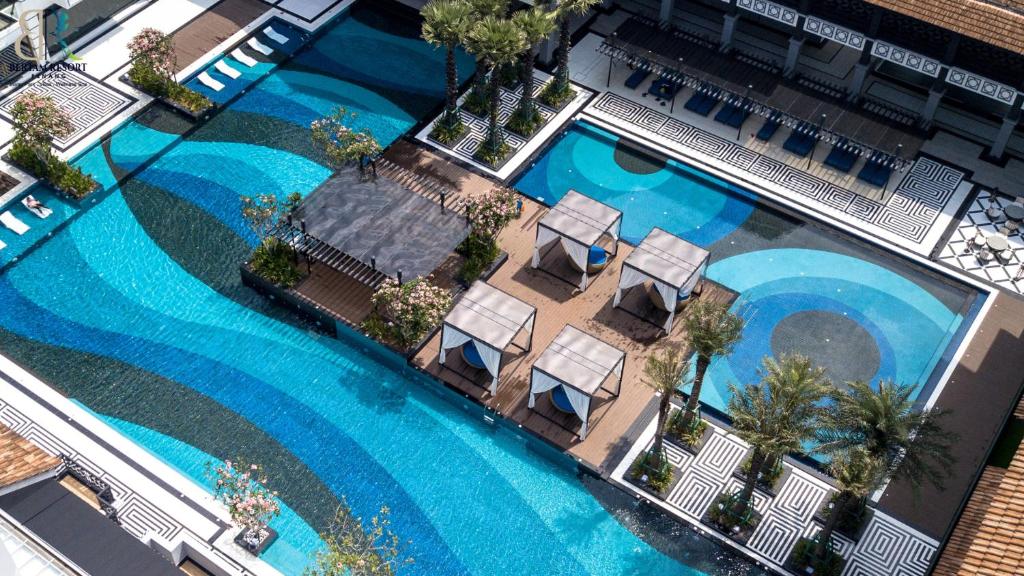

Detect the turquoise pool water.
xmin=0 ymin=185 xmax=79 ymax=267
xmin=0 ymin=4 xmax=762 ymax=576
xmin=514 ymin=121 xmax=981 ymax=415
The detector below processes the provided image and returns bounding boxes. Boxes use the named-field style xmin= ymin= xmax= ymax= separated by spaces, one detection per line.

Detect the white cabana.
xmin=613 ymin=227 xmax=709 ymax=332
xmin=529 ymin=325 xmax=625 ymax=440
xmin=532 ymin=190 xmax=623 ymax=291
xmin=439 ymin=281 xmax=537 ymax=394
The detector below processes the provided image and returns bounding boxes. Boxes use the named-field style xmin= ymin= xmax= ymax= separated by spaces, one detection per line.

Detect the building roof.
xmin=444 ymin=281 xmax=535 ymax=351
xmin=532 ymin=325 xmax=625 ymax=395
xmin=0 ymin=510 xmax=84 ymax=576
xmin=0 ymin=480 xmax=182 ymax=576
xmin=933 ymin=398 xmax=1024 ymax=576
xmin=866 ymin=0 xmax=1024 ymax=55
xmin=0 ymin=424 xmax=60 ymax=491
xmin=623 ymin=227 xmax=708 ymax=289
xmin=538 ymin=190 xmax=622 ymax=248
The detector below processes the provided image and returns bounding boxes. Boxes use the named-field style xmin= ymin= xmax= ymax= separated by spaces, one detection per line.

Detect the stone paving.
xmin=937 ymin=188 xmax=1024 ymax=293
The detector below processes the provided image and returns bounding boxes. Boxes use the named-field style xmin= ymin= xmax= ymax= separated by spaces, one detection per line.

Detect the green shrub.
xmin=129 ymin=64 xmax=211 ymax=113
xmin=539 ymin=81 xmax=574 ymax=109
xmin=789 ymin=538 xmax=844 ymax=576
xmin=430 ymin=116 xmax=466 ymax=146
xmin=740 ymin=454 xmax=784 ymax=489
xmin=10 ymin=142 xmax=96 ymax=199
xmin=629 ymin=449 xmax=674 ymax=493
xmin=250 ymin=238 xmax=302 ymax=287
xmin=706 ymin=492 xmax=760 ymax=532
xmin=667 ymin=412 xmax=707 ymax=447
xmin=473 ymin=140 xmax=511 ymax=167
xmin=461 ymin=85 xmax=490 ymax=117
xmin=504 ymin=108 xmax=542 ymax=138
xmin=458 ymin=234 xmax=499 ymax=282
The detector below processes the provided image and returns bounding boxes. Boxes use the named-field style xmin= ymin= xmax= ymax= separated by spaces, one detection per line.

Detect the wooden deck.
xmin=290 ymin=260 xmax=374 ymax=327
xmin=171 ymin=0 xmax=270 ymax=72
xmin=413 ymin=197 xmax=737 ymax=474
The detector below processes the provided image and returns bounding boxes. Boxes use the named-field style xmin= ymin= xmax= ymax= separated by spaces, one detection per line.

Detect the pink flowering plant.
xmin=306 ymin=498 xmax=413 ymax=576
xmin=207 ymin=459 xmax=281 ymax=547
xmin=128 ymin=28 xmax=175 ymax=78
xmin=8 ymin=93 xmax=96 ymax=198
xmin=368 ymin=278 xmax=452 ymax=348
xmin=311 ymin=108 xmax=382 ymax=174
xmin=466 ymin=187 xmax=518 ymax=240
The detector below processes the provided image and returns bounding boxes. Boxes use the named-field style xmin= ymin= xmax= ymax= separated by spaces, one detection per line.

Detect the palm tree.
xmin=814 ymin=447 xmax=883 ymax=561
xmin=465 ymin=16 xmax=526 ymax=160
xmin=679 ymin=300 xmax=745 ymax=432
xmin=509 ymin=6 xmax=555 ymax=134
xmin=643 ymin=347 xmax=690 ymax=462
xmin=728 ymin=354 xmax=828 ymax=519
xmin=817 ymin=379 xmax=957 ymax=492
xmin=421 ymin=0 xmax=473 ymax=130
xmin=465 ymin=0 xmax=508 ymax=94
xmin=547 ymin=0 xmax=600 ymax=99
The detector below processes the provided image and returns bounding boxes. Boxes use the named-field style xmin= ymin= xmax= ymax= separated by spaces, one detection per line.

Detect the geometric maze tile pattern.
xmin=436 ymin=74 xmax=559 ymax=165
xmin=592 ymin=92 xmax=965 ymax=244
xmin=0 ymin=68 xmax=131 ymax=150
xmin=629 ymin=410 xmax=938 ymax=576
xmin=938 ymin=188 xmax=1024 ymax=294
xmin=0 ymin=397 xmax=187 ymax=542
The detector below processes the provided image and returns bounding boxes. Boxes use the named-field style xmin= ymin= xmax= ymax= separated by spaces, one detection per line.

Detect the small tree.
xmin=371 ymin=278 xmax=452 ymax=348
xmin=464 ymin=15 xmax=526 ymax=164
xmin=679 ymin=300 xmax=745 ymax=432
xmin=10 ymin=92 xmax=73 ymax=155
xmin=305 ymin=499 xmax=413 ymax=576
xmin=240 ymin=194 xmax=302 ymax=287
xmin=127 ymin=28 xmax=176 ymax=85
xmin=207 ymin=459 xmax=281 ymax=548
xmin=542 ymin=0 xmax=599 ymax=106
xmin=813 ymin=447 xmax=883 ymax=562
xmin=727 ymin=355 xmax=828 ymax=521
xmin=643 ymin=347 xmax=689 ymax=461
xmin=507 ymin=6 xmax=556 ymax=135
xmin=311 ymin=108 xmax=382 ymax=175
xmin=240 ymin=194 xmax=285 ymax=241
xmin=422 ymin=0 xmax=473 ymax=136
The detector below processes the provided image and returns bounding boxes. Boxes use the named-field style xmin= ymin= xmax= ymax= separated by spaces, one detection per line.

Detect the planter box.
xmin=234 ymin=526 xmax=278 ymax=556
xmin=120 ymin=74 xmax=215 ymax=122
xmin=3 ymin=153 xmax=100 ymax=201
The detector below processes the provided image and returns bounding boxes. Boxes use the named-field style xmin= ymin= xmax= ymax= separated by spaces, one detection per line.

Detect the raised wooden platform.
xmin=172 ymin=0 xmax=270 ymax=72
xmin=413 ymin=198 xmax=737 ymax=474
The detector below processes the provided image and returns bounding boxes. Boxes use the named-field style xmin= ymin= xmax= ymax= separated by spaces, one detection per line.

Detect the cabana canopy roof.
xmin=444 ymin=281 xmax=536 ymax=352
xmin=533 ymin=325 xmax=625 ymax=397
xmin=623 ymin=227 xmax=709 ymax=290
xmin=538 ymin=190 xmax=623 ymax=249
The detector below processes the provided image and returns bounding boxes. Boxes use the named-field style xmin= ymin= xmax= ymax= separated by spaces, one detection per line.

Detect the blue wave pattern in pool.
xmin=0 ymin=6 xmax=759 ymax=576
xmin=514 ymin=120 xmax=979 ymax=415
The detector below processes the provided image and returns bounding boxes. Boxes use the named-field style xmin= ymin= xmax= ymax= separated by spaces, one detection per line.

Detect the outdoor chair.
xmin=857 ymin=152 xmax=892 ymax=188
xmin=625 ymin=68 xmax=650 ymax=90
xmin=977 ymin=247 xmax=995 ymax=263
xmin=782 ymin=123 xmax=816 ymax=157
xmin=823 ymin=138 xmax=859 ymax=173
xmin=713 ymin=103 xmax=749 ymax=128
xmin=986 ymin=202 xmax=1005 ymax=221
xmin=684 ymin=90 xmax=719 ymax=116
xmin=998 ymin=249 xmax=1015 ymax=264
xmin=756 ymin=116 xmax=780 ymax=141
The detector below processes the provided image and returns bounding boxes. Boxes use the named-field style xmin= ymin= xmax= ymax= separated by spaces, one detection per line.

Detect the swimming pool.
xmin=0 ymin=4 xmax=763 ymax=576
xmin=514 ymin=121 xmax=982 ymax=415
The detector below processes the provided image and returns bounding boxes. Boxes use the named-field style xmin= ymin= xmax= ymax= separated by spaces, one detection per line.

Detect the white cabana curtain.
xmin=532 ymin=227 xmax=560 ymax=267
xmin=440 ymin=326 xmax=503 ymax=392
xmin=613 ymin=265 xmax=650 ymax=306
xmin=655 ymin=281 xmax=680 ymax=332
xmin=529 ymin=371 xmax=562 ymax=407
xmin=532 ymin=227 xmax=591 ymax=290
xmin=561 ymin=386 xmax=592 ymax=439
xmin=680 ymin=261 xmax=707 ymax=295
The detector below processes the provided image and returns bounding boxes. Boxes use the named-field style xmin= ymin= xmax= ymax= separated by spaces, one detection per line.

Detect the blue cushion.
xmin=756 ymin=119 xmax=780 ymax=141
xmin=461 ymin=341 xmax=486 ymax=369
xmin=625 ymin=69 xmax=650 ymax=89
xmin=588 ymin=245 xmax=608 ymax=266
xmin=551 ymin=386 xmax=574 ymax=412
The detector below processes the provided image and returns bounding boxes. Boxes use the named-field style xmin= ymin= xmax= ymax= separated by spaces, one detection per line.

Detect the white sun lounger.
xmin=214 ymin=60 xmax=241 ymax=80
xmin=230 ymin=47 xmax=258 ymax=67
xmin=0 ymin=211 xmax=29 ymax=235
xmin=247 ymin=37 xmax=274 ymax=56
xmin=263 ymin=26 xmax=289 ymax=45
xmin=197 ymin=71 xmax=224 ymax=92
xmin=0 ymin=239 xmax=6 ymax=250
xmin=21 ymin=198 xmax=52 ymax=219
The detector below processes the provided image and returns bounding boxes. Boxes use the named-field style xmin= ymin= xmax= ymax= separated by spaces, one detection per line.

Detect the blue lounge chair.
xmin=756 ymin=117 xmax=780 ymax=141
xmin=625 ymin=68 xmax=650 ymax=90
xmin=685 ymin=90 xmax=719 ymax=116
xmin=550 ymin=386 xmax=575 ymax=413
xmin=714 ymin=103 xmax=749 ymax=128
xmin=857 ymin=153 xmax=892 ymax=187
xmin=783 ymin=123 xmax=818 ymax=157
xmin=824 ymin=139 xmax=858 ymax=173
xmin=588 ymin=245 xmax=608 ymax=274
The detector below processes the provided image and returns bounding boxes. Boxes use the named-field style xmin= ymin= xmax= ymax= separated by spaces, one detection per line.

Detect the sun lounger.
xmin=214 ymin=60 xmax=241 ymax=79
xmin=230 ymin=48 xmax=258 ymax=67
xmin=756 ymin=117 xmax=780 ymax=141
xmin=0 ymin=211 xmax=29 ymax=235
xmin=783 ymin=123 xmax=818 ymax=157
xmin=714 ymin=103 xmax=749 ymax=128
xmin=247 ymin=37 xmax=274 ymax=56
xmin=0 ymin=239 xmax=5 ymax=250
xmin=856 ymin=152 xmax=892 ymax=187
xmin=263 ymin=26 xmax=290 ymax=45
xmin=197 ymin=72 xmax=224 ymax=92
xmin=624 ymin=68 xmax=650 ymax=90
xmin=21 ymin=198 xmax=52 ymax=219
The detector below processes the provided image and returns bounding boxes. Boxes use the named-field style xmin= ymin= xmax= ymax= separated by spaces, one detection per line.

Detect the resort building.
xmin=0 ymin=0 xmax=1021 ymax=575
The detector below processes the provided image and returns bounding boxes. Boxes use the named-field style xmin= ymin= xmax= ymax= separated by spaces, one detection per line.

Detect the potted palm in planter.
xmin=539 ymin=0 xmax=598 ymax=109
xmin=422 ymin=0 xmax=473 ymax=145
xmin=629 ymin=346 xmax=689 ymax=496
xmin=464 ymin=15 xmax=526 ymax=168
xmin=209 ymin=459 xmax=281 ymax=555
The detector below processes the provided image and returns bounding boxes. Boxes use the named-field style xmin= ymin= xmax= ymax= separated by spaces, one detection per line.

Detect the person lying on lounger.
xmin=25 ymin=195 xmax=44 ymax=210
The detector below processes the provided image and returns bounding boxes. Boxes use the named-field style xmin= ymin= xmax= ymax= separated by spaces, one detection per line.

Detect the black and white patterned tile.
xmin=0 ymin=68 xmax=132 ymax=150
xmin=938 ymin=188 xmax=1024 ymax=293
xmin=589 ymin=93 xmax=965 ymax=246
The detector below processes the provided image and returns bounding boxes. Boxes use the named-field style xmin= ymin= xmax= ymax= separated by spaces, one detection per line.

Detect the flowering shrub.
xmin=466 ymin=187 xmax=518 ymax=240
xmin=8 ymin=93 xmax=96 ymax=198
xmin=128 ymin=28 xmax=175 ymax=78
xmin=369 ymin=278 xmax=452 ymax=348
xmin=208 ymin=459 xmax=281 ymax=544
xmin=10 ymin=92 xmax=73 ymax=150
xmin=311 ymin=108 xmax=382 ymax=171
xmin=240 ymin=194 xmax=285 ymax=241
xmin=240 ymin=194 xmax=302 ymax=286
xmin=306 ymin=498 xmax=413 ymax=576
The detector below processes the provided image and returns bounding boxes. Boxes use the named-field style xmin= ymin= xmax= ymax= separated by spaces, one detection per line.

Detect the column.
xmin=659 ymin=0 xmax=676 ymax=26
xmin=846 ymin=41 xmax=873 ymax=101
xmin=920 ymin=76 xmax=946 ymax=125
xmin=720 ymin=13 xmax=738 ymax=51
xmin=783 ymin=36 xmax=804 ymax=78
xmin=990 ymin=98 xmax=1023 ymax=160
xmin=538 ymin=30 xmax=557 ymax=66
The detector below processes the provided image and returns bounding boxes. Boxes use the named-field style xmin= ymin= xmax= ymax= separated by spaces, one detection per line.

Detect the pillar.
xmin=846 ymin=41 xmax=873 ymax=102
xmin=720 ymin=13 xmax=738 ymax=51
xmin=990 ymin=100 xmax=1022 ymax=160
xmin=920 ymin=77 xmax=946 ymax=125
xmin=783 ymin=36 xmax=804 ymax=78
xmin=538 ymin=30 xmax=557 ymax=66
xmin=659 ymin=0 xmax=675 ymax=26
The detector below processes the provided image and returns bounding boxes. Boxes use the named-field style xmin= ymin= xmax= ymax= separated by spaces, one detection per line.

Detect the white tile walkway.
xmin=937 ymin=189 xmax=1024 ymax=293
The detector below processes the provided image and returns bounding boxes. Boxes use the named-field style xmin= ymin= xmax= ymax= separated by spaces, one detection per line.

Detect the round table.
xmin=1004 ymin=203 xmax=1024 ymax=222
xmin=987 ymin=234 xmax=1010 ymax=252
